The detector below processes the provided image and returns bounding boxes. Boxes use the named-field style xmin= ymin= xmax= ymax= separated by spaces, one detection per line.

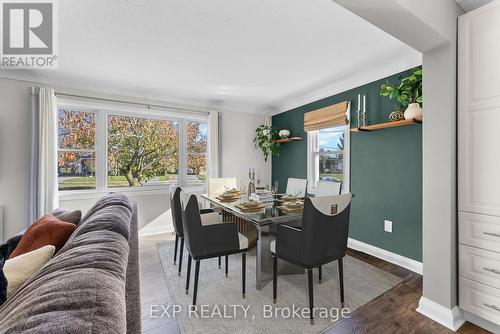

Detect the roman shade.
xmin=304 ymin=101 xmax=349 ymax=132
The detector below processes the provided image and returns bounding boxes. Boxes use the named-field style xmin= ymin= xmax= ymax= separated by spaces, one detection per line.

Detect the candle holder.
xmin=357 ymin=94 xmax=368 ymax=128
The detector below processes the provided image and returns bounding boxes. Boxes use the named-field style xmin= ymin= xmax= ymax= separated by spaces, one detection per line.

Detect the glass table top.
xmin=201 ymin=194 xmax=303 ymax=226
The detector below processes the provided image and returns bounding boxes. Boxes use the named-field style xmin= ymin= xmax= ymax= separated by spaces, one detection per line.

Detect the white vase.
xmin=404 ymin=103 xmax=422 ymax=119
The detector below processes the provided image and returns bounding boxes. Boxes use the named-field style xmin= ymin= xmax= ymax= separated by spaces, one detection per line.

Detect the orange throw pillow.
xmin=9 ymin=214 xmax=76 ymax=259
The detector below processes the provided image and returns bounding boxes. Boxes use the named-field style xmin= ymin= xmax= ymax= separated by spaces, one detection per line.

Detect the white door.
xmin=459 ymin=1 xmax=500 ymax=216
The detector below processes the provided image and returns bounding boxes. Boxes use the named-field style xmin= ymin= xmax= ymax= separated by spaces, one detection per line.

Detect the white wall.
xmin=220 ymin=111 xmax=271 ymax=188
xmin=0 ymin=76 xmax=269 ymax=239
xmin=0 ymin=78 xmax=31 ymax=240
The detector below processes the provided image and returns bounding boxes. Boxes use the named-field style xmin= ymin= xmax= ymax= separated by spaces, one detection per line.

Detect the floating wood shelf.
xmin=274 ymin=136 xmax=304 ymax=143
xmin=351 ymin=116 xmax=422 ymax=132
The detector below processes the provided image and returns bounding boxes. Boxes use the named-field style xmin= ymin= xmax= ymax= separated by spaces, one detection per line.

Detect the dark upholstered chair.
xmin=182 ymin=194 xmax=248 ymax=306
xmin=271 ymin=193 xmax=352 ymax=324
xmin=169 ymin=186 xmax=218 ymax=276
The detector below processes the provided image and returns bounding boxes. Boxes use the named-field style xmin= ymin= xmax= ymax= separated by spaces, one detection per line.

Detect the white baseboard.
xmin=464 ymin=310 xmax=500 ymax=333
xmin=347 ymin=237 xmax=423 ymax=274
xmin=416 ymin=297 xmax=465 ymax=331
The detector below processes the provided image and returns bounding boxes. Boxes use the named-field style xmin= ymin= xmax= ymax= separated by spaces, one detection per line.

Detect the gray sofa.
xmin=0 ymin=193 xmax=141 ymax=333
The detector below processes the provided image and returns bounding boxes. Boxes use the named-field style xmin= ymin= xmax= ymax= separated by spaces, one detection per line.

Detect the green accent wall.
xmin=272 ymin=68 xmax=422 ymax=262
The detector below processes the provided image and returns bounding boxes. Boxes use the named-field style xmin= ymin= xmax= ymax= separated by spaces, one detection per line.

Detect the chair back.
xmin=299 ymin=193 xmax=352 ymax=266
xmin=315 ymin=180 xmax=341 ymax=197
xmin=169 ymin=185 xmax=184 ymax=237
xmin=286 ymin=178 xmax=308 ymax=196
xmin=208 ymin=177 xmax=237 ymax=196
xmin=181 ymin=194 xmax=204 ymax=256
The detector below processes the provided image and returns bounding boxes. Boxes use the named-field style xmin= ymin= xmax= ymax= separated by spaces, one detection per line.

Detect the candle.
xmin=363 ymin=94 xmax=366 ymax=114
xmin=357 ymin=94 xmax=361 ymax=112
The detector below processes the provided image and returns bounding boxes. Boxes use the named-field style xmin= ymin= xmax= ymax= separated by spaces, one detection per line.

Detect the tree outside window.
xmin=107 ymin=115 xmax=179 ymax=187
xmin=57 ymin=109 xmax=96 ymax=190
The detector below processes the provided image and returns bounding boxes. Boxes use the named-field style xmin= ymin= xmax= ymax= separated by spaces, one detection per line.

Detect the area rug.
xmin=156 ymin=241 xmax=402 ymax=334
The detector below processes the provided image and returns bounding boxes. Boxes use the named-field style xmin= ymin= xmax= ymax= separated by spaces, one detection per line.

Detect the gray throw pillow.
xmin=52 ymin=209 xmax=82 ymax=225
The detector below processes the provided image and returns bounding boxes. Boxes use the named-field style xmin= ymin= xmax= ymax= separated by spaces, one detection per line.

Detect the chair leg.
xmin=185 ymin=255 xmax=192 ymax=294
xmin=307 ymin=268 xmax=314 ymax=325
xmin=174 ymin=235 xmax=179 ymax=265
xmin=242 ymin=253 xmax=246 ymax=298
xmin=218 ymin=256 xmax=221 ymax=269
xmin=339 ymin=257 xmax=345 ymax=307
xmin=272 ymin=255 xmax=277 ymax=304
xmin=318 ymin=265 xmax=322 ymax=284
xmin=192 ymin=260 xmax=200 ymax=306
xmin=225 ymin=255 xmax=229 ymax=277
xmin=178 ymin=237 xmax=184 ymax=277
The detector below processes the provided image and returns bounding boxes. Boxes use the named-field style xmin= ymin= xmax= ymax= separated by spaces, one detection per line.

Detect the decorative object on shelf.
xmin=278 ymin=129 xmax=290 ymax=139
xmin=362 ymin=94 xmax=367 ymax=126
xmin=388 ymin=111 xmax=405 ymax=122
xmin=248 ymin=168 xmax=256 ymax=197
xmin=356 ymin=94 xmax=367 ymax=128
xmin=253 ymin=117 xmax=279 ymax=161
xmin=380 ymin=66 xmax=422 ymax=120
xmin=404 ymin=103 xmax=422 ymax=119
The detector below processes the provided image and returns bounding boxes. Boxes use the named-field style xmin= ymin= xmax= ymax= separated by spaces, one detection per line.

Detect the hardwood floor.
xmin=139 ymin=234 xmax=490 ymax=334
xmin=323 ymin=249 xmax=489 ymax=334
xmin=140 ymin=233 xmax=181 ymax=334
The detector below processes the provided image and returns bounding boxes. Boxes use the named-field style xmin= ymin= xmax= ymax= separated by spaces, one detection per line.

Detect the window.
xmin=107 ymin=115 xmax=179 ymax=188
xmin=58 ymin=108 xmax=97 ymax=190
xmin=307 ymin=125 xmax=349 ymax=193
xmin=57 ymin=103 xmax=209 ymax=192
xmin=186 ymin=121 xmax=207 ymax=185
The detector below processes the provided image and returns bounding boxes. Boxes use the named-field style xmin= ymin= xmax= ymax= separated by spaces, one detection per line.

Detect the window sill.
xmin=59 ymin=184 xmax=206 ymax=201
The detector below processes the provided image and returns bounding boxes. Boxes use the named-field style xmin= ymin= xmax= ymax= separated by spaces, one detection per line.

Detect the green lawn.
xmin=59 ymin=174 xmax=205 ymax=190
xmin=319 ymin=173 xmax=344 ymax=182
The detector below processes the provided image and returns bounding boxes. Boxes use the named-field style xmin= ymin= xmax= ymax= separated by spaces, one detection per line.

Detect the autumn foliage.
xmin=58 ymin=109 xmax=207 ymax=187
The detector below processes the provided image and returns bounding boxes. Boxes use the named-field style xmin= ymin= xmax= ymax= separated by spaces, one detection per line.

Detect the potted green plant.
xmin=254 ymin=124 xmax=279 ymax=162
xmin=380 ymin=66 xmax=422 ymax=120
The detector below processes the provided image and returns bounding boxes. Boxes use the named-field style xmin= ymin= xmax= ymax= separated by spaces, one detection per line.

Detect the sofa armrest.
xmin=126 ymin=203 xmax=141 ymax=334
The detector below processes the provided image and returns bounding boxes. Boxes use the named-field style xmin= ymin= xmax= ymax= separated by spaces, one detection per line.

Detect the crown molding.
xmin=0 ymin=71 xmax=267 ymax=115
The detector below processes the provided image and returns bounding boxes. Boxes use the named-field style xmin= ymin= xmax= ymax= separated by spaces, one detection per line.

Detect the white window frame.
xmin=57 ymin=98 xmax=209 ymax=198
xmin=307 ymin=112 xmax=350 ymax=195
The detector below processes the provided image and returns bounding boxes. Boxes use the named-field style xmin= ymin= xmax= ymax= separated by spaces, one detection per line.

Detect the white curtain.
xmin=208 ymin=110 xmax=220 ymax=178
xmin=28 ymin=87 xmax=58 ymax=225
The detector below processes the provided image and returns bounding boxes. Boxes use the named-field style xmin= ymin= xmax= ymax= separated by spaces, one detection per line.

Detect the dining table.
xmin=201 ymin=193 xmax=304 ymax=290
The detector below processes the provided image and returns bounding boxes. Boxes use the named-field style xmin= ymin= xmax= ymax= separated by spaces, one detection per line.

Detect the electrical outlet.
xmin=384 ymin=220 xmax=393 ymax=233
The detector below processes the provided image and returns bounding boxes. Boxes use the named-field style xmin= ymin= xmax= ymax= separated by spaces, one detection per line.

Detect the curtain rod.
xmin=55 ymin=92 xmax=210 ymax=115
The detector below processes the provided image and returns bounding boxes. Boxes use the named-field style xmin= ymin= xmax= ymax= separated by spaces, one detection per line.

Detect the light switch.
xmin=384 ymin=220 xmax=393 ymax=233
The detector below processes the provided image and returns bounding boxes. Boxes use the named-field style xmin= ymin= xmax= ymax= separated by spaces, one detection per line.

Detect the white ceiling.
xmin=456 ymin=0 xmax=494 ymax=12
xmin=0 ymin=0 xmax=421 ymax=114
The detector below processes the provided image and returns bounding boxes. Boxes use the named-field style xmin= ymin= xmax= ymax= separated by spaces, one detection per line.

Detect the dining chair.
xmin=271 ymin=193 xmax=352 ymax=324
xmin=169 ymin=186 xmax=221 ymax=276
xmin=182 ymin=194 xmax=248 ymax=306
xmin=314 ymin=180 xmax=341 ymax=197
xmin=285 ymin=177 xmax=308 ymax=197
xmin=208 ymin=177 xmax=237 ymax=196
